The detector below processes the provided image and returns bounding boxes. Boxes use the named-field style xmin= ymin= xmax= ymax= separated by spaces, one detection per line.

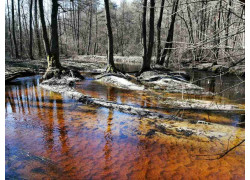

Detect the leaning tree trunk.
xmin=29 ymin=0 xmax=34 ymax=59
xmin=156 ymin=0 xmax=165 ymax=63
xmin=11 ymin=0 xmax=19 ymax=59
xmin=38 ymin=0 xmax=51 ymax=58
xmin=104 ymin=0 xmax=117 ymax=73
xmin=158 ymin=0 xmax=179 ymax=67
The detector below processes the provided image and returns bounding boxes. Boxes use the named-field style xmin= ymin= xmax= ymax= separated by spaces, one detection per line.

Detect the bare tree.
xmin=34 ymin=0 xmax=42 ymax=57
xmin=29 ymin=0 xmax=34 ymax=59
xmin=38 ymin=0 xmax=61 ymax=79
xmin=140 ymin=0 xmax=155 ymax=73
xmin=5 ymin=0 xmax=244 ymax=68
xmin=93 ymin=6 xmax=98 ymax=55
xmin=158 ymin=0 xmax=179 ymax=67
xmin=11 ymin=0 xmax=20 ymax=58
xmin=156 ymin=0 xmax=165 ymax=63
xmin=141 ymin=0 xmax=147 ymax=72
xmin=7 ymin=0 xmax=13 ymax=57
xmin=87 ymin=0 xmax=93 ymax=55
xmin=18 ymin=0 xmax=23 ymax=58
xmin=104 ymin=0 xmax=117 ymax=72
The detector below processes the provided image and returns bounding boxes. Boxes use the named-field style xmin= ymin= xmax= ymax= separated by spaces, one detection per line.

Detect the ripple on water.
xmin=5 ymin=75 xmax=245 ymax=179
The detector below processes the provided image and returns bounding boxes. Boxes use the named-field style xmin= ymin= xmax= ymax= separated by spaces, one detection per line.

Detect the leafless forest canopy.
xmin=5 ymin=0 xmax=245 ymax=67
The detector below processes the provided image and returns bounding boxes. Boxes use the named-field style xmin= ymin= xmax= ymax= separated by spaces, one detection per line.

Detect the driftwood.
xmin=40 ymin=78 xmax=182 ymax=121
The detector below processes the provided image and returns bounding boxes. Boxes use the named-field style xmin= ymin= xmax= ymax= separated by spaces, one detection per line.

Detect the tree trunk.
xmin=121 ymin=0 xmax=125 ymax=56
xmin=34 ymin=0 xmax=42 ymax=57
xmin=58 ymin=12 xmax=63 ymax=55
xmin=225 ymin=0 xmax=232 ymax=52
xmin=94 ymin=7 xmax=98 ymax=55
xmin=214 ymin=0 xmax=222 ymax=62
xmin=158 ymin=0 xmax=179 ymax=67
xmin=62 ymin=4 xmax=68 ymax=56
xmin=50 ymin=0 xmax=61 ymax=68
xmin=29 ymin=0 xmax=34 ymax=59
xmin=11 ymin=0 xmax=19 ymax=58
xmin=38 ymin=0 xmax=51 ymax=58
xmin=7 ymin=0 xmax=14 ymax=57
xmin=104 ymin=0 xmax=117 ymax=72
xmin=140 ymin=0 xmax=147 ymax=72
xmin=156 ymin=0 xmax=165 ymax=63
xmin=77 ymin=0 xmax=80 ymax=54
xmin=22 ymin=2 xmax=29 ymax=54
xmin=38 ymin=0 xmax=62 ymax=79
xmin=186 ymin=1 xmax=195 ymax=62
xmin=87 ymin=0 xmax=93 ymax=55
xmin=18 ymin=0 xmax=22 ymax=58
xmin=145 ymin=0 xmax=155 ymax=68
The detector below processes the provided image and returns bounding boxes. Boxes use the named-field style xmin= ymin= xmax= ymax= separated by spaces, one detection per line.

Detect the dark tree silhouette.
xmin=104 ymin=0 xmax=117 ymax=73
xmin=38 ymin=0 xmax=61 ymax=79
xmin=158 ymin=0 xmax=179 ymax=67
xmin=140 ymin=0 xmax=155 ymax=73
xmin=29 ymin=0 xmax=34 ymax=59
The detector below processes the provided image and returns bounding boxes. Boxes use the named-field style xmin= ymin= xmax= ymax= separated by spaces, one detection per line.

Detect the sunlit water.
xmin=5 ymin=72 xmax=245 ymax=179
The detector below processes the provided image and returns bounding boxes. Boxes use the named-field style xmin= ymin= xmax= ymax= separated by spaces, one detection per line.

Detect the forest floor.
xmin=5 ymin=55 xmax=245 ymax=112
xmin=5 ymin=55 xmax=245 ymax=79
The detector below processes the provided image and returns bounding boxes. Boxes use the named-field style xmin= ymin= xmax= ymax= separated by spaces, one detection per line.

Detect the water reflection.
xmin=189 ymin=70 xmax=245 ymax=104
xmin=103 ymin=108 xmax=113 ymax=171
xmin=5 ymin=76 xmax=245 ymax=179
xmin=76 ymin=72 xmax=244 ymax=126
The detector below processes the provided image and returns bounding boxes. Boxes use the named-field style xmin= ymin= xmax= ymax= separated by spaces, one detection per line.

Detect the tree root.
xmin=42 ymin=67 xmax=84 ymax=80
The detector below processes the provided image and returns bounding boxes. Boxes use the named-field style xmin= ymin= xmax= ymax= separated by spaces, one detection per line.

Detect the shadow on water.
xmin=5 ymin=75 xmax=245 ymax=179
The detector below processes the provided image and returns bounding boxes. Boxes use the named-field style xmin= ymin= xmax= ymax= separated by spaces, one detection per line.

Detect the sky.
xmin=104 ymin=0 xmax=133 ymax=7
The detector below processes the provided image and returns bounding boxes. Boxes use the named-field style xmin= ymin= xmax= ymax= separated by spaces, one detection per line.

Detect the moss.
xmin=106 ymin=64 xmax=117 ymax=73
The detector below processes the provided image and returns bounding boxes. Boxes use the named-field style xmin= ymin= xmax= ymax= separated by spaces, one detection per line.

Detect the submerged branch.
xmin=196 ymin=139 xmax=245 ymax=160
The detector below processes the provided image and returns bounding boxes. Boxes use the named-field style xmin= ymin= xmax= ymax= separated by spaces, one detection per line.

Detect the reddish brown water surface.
xmin=6 ymin=75 xmax=245 ymax=179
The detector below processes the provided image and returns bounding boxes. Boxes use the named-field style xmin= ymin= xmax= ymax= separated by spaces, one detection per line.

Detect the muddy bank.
xmin=5 ymin=67 xmax=36 ymax=82
xmin=6 ymin=55 xmax=245 ymax=83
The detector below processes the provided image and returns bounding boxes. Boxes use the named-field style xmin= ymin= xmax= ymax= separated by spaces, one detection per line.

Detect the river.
xmin=5 ymin=70 xmax=245 ymax=179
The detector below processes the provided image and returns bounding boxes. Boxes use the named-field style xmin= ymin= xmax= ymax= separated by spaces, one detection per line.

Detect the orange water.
xmin=6 ymin=75 xmax=245 ymax=179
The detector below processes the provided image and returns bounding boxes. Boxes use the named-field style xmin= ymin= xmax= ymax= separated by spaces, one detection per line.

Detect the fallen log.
xmin=40 ymin=77 xmax=182 ymax=121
